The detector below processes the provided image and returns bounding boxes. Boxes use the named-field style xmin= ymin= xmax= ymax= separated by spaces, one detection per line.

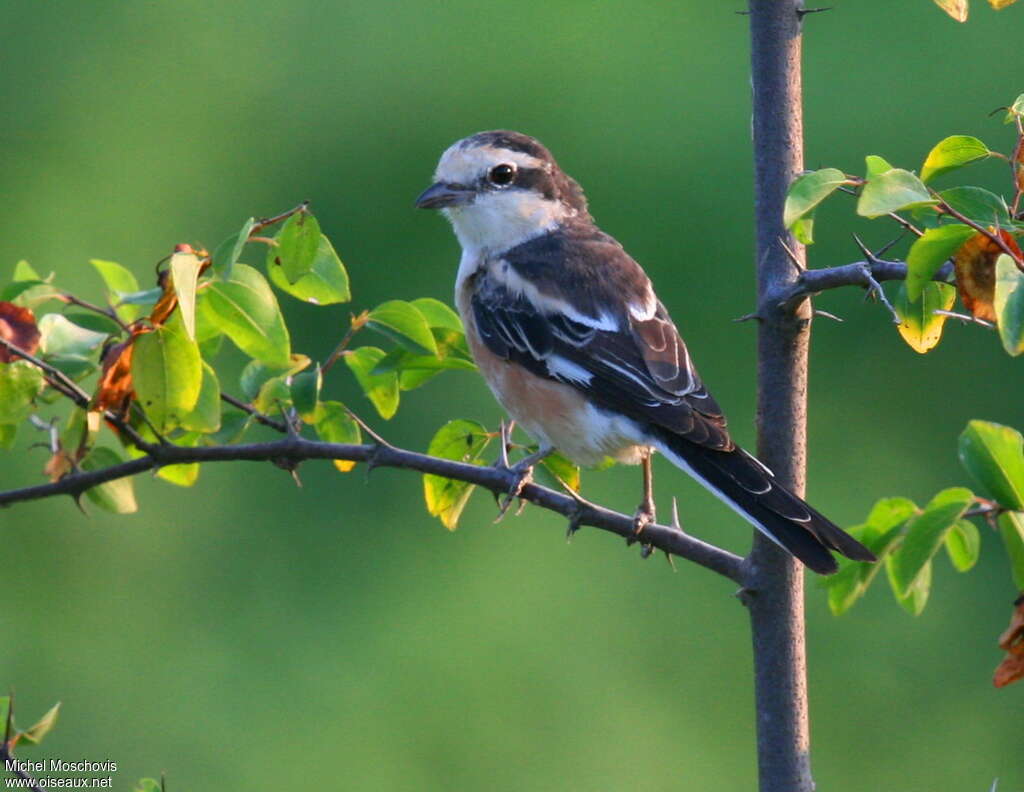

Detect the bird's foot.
xmin=632 ymin=499 xmax=656 ymax=537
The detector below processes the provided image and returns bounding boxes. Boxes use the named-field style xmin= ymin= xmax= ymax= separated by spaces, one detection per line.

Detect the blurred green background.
xmin=2 ymin=1 xmax=1023 ymax=789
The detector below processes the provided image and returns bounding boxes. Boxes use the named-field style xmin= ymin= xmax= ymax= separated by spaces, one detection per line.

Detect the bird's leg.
xmin=494 ymin=441 xmax=554 ymax=522
xmin=633 ymin=452 xmax=657 ymax=536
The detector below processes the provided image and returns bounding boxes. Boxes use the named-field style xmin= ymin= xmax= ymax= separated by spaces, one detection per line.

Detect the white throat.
xmin=443 ymin=190 xmax=573 ymax=255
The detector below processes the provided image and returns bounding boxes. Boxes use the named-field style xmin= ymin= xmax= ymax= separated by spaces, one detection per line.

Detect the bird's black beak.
xmin=414 ymin=182 xmax=474 ymax=209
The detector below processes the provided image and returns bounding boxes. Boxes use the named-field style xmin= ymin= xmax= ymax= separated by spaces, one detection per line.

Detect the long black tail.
xmin=652 ymin=431 xmax=875 ymax=575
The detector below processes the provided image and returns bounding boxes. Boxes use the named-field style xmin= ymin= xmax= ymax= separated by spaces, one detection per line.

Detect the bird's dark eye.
xmin=488 ymin=163 xmax=516 ymax=186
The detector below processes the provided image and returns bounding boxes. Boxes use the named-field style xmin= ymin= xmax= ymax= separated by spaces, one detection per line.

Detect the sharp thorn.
xmin=733 ymin=312 xmax=763 ymax=323
xmin=813 ymin=308 xmax=844 ymax=322
xmin=671 ymin=497 xmax=685 ymax=533
xmin=778 ymin=237 xmax=804 ymax=273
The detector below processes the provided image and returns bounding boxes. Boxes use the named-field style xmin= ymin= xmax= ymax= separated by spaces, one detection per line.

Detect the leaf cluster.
xmin=784 ymin=95 xmax=1024 ymax=355
xmin=826 ymin=421 xmax=1024 ymax=616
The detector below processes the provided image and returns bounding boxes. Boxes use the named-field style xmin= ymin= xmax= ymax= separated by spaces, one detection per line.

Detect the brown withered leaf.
xmin=0 ymin=301 xmax=41 ymax=362
xmin=994 ymin=594 xmax=1024 ymax=688
xmin=93 ymin=336 xmax=140 ymax=415
xmin=954 ymin=230 xmax=1023 ymax=321
xmin=149 ymin=268 xmax=179 ymax=327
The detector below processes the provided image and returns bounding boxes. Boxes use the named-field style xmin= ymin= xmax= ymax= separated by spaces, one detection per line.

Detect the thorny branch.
xmin=755 ymin=254 xmax=953 ymax=320
xmin=0 ymin=434 xmax=746 ymax=583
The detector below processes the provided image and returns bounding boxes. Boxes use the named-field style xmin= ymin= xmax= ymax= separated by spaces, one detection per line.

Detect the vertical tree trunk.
xmin=746 ymin=2 xmax=814 ymax=791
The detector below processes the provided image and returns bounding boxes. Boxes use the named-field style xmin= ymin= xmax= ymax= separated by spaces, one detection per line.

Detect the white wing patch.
xmin=546 ymin=355 xmax=593 ymax=385
xmin=492 ymin=260 xmax=620 ymax=332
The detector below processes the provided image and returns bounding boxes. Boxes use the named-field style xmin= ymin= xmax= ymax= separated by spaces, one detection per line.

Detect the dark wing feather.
xmin=470 ymin=234 xmax=732 ymax=451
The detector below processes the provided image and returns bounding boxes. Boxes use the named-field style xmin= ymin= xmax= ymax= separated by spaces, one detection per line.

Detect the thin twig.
xmin=0 ymin=338 xmax=149 ymax=448
xmin=249 ymin=201 xmax=310 ymax=236
xmin=0 ymin=436 xmax=746 ymax=582
xmin=936 ymin=198 xmax=1024 ymax=268
xmin=933 ymin=310 xmax=996 ymax=330
xmin=322 ymin=311 xmax=369 ymax=374
xmin=57 ymin=293 xmax=131 ymax=334
xmin=220 ymin=393 xmax=289 ymax=433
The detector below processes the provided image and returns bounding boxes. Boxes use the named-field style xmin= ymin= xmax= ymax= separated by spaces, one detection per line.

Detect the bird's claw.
xmin=495 ymin=460 xmax=535 ymax=523
xmin=631 ymin=501 xmax=656 ymax=537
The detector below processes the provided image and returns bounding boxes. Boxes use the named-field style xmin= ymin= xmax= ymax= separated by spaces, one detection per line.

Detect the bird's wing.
xmin=471 ymin=231 xmax=733 ymax=451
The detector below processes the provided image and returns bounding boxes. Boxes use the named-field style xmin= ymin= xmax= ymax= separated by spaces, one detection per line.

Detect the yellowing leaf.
xmin=169 ymin=250 xmax=203 ymax=341
xmin=314 ymin=401 xmax=361 ymax=472
xmin=423 ymin=419 xmax=492 ymax=530
xmin=933 ymin=0 xmax=968 ymax=21
xmin=894 ymin=281 xmax=955 ymax=353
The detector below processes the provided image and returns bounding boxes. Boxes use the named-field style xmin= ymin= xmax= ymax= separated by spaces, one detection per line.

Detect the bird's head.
xmin=416 ymin=130 xmax=589 ymax=251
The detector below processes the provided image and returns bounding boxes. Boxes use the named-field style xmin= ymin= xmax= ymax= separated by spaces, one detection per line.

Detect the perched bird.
xmin=415 ymin=130 xmax=874 ymax=574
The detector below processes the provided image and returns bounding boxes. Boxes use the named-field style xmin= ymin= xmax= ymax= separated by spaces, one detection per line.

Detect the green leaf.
xmin=0 ymin=360 xmax=44 ymax=423
xmin=791 ymin=217 xmax=814 ymax=246
xmin=253 ymin=375 xmax=291 ymax=415
xmin=824 ymin=497 xmax=918 ymax=616
xmin=410 ymin=297 xmax=469 ymax=356
xmin=409 ymin=297 xmax=463 ymax=332
xmin=157 ymin=432 xmax=201 ymax=487
xmin=212 ymin=216 xmax=255 ymax=280
xmin=423 ymin=419 xmax=492 ymax=530
xmin=268 ymin=234 xmax=350 ymax=305
xmin=45 ymin=355 xmax=97 ymax=381
xmin=864 ymin=155 xmax=894 ymax=179
xmin=169 ymin=250 xmax=203 ymax=341
xmin=366 ymin=300 xmax=439 ymax=356
xmin=81 ymin=446 xmax=137 ymax=513
xmin=20 ymin=701 xmax=61 ymax=745
xmin=959 ymin=420 xmax=1024 ymax=510
xmin=783 ymin=168 xmax=848 ymax=242
xmin=894 ymin=281 xmax=956 ymax=354
xmin=64 ymin=311 xmax=124 ymax=336
xmin=540 ymin=451 xmax=581 ymax=492
xmin=267 ymin=211 xmax=321 ymax=284
xmin=932 ymin=0 xmax=968 ymax=21
xmin=344 ymin=347 xmax=400 ymax=419
xmin=133 ymin=779 xmax=162 ymax=792
xmin=115 ymin=287 xmax=163 ymax=308
xmin=209 ymin=409 xmax=251 ymax=445
xmin=921 ymin=135 xmax=990 ymax=182
xmin=886 ymin=554 xmax=932 ymax=615
xmin=90 ymin=259 xmax=140 ymax=321
xmin=937 ymin=186 xmax=1012 ymax=228
xmin=14 ymin=260 xmax=42 ymax=281
xmin=314 ymin=400 xmax=361 ymax=472
xmin=239 ymin=355 xmax=310 ymax=400
xmin=37 ymin=313 xmax=108 ymax=357
xmin=131 ymin=320 xmax=203 ymax=432
xmin=994 ymin=254 xmax=1024 ymax=356
xmin=945 ymin=519 xmax=981 ymax=572
xmin=0 ymin=279 xmax=48 ymax=302
xmin=1006 ymin=94 xmax=1024 ymax=123
xmin=180 ymin=361 xmax=221 ymax=433
xmin=857 ymin=167 xmax=936 ymax=218
xmin=827 ymin=563 xmax=867 ymax=616
xmin=998 ymin=511 xmax=1024 ymax=589
xmin=291 ymin=365 xmax=321 ymax=421
xmin=904 ymin=224 xmax=974 ymax=301
xmin=0 ymin=423 xmax=17 ymax=449
xmin=890 ymin=487 xmax=974 ymax=597
xmin=200 ymin=263 xmax=291 ymax=368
